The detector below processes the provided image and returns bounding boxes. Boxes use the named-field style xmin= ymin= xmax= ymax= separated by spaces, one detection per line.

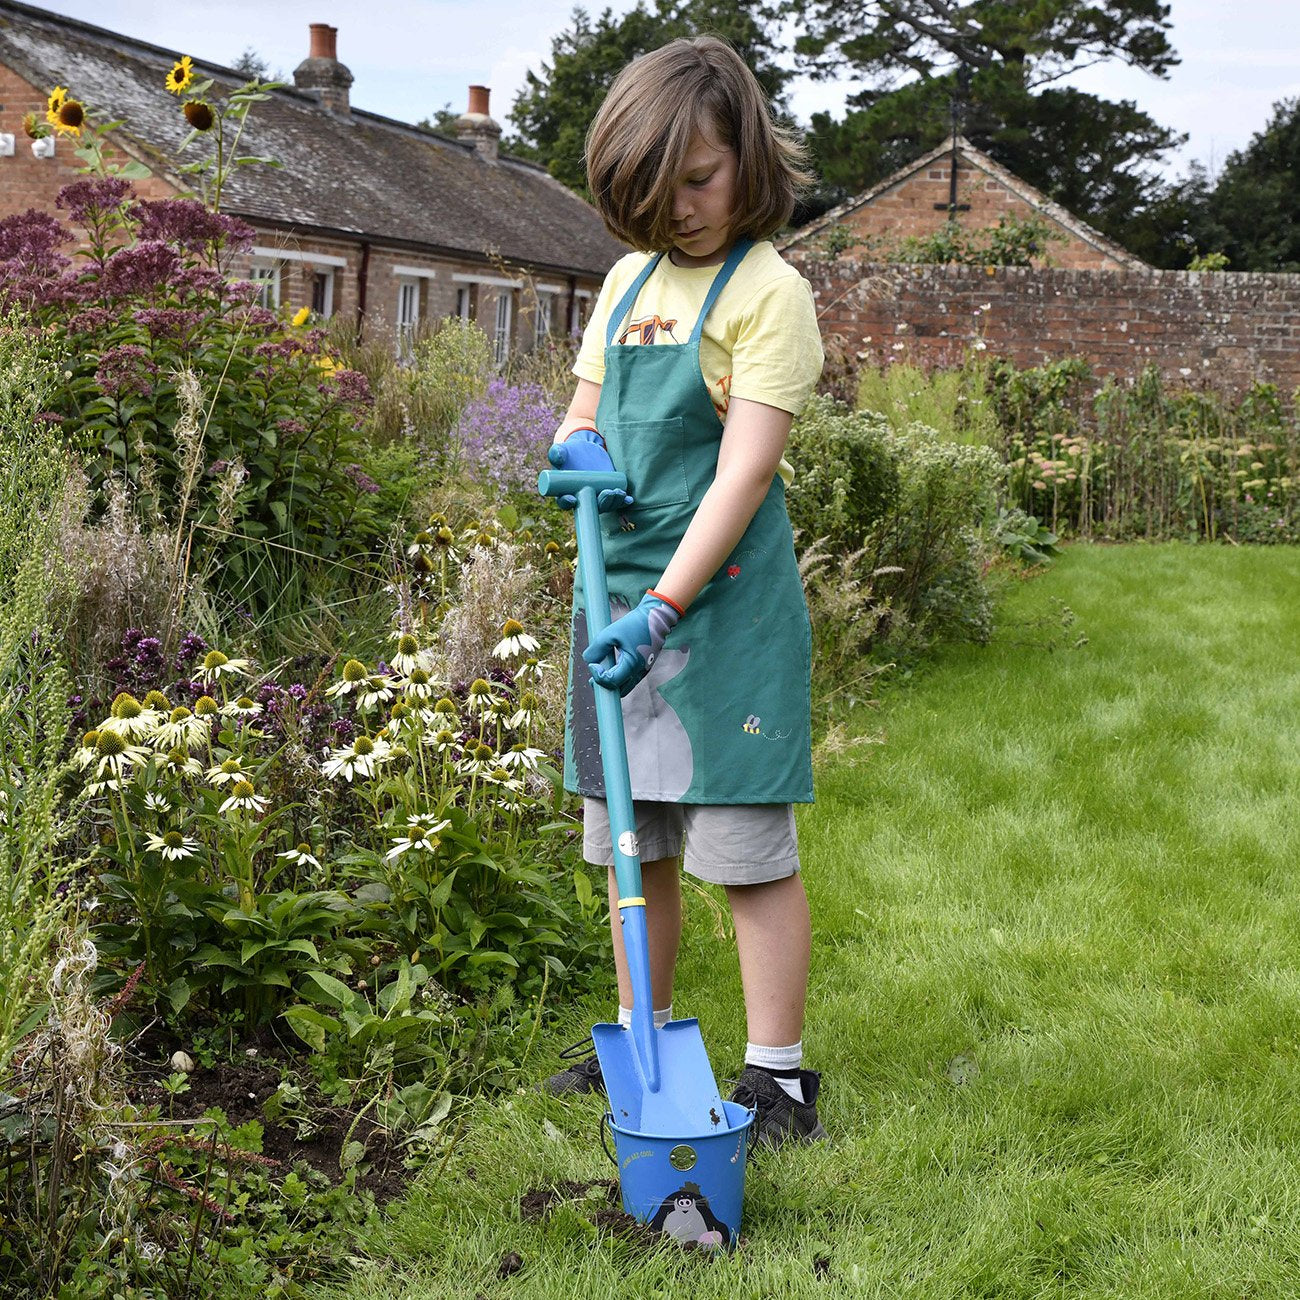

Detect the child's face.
xmin=668 ymin=129 xmax=739 ymax=268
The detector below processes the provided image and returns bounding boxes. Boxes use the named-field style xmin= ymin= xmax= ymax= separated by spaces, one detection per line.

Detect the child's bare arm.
xmin=653 ymin=396 xmax=793 ymax=611
xmin=553 ymin=379 xmax=603 ymax=442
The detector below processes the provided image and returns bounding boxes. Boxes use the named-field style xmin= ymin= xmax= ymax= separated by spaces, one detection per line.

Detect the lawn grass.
xmin=325 ymin=543 xmax=1300 ymax=1299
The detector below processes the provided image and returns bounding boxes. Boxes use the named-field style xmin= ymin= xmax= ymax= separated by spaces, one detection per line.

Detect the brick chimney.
xmin=455 ymin=85 xmax=501 ymax=161
xmin=293 ymin=23 xmax=353 ymax=114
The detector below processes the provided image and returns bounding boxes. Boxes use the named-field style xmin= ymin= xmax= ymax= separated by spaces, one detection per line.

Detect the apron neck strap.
xmin=605 ymin=239 xmax=756 ymax=349
xmin=607 ymin=252 xmax=668 ymax=348
xmin=688 ymin=238 xmax=754 ymax=345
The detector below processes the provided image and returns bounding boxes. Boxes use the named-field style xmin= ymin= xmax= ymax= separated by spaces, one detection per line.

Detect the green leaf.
xmin=282 ymin=1004 xmax=340 ymax=1051
xmin=305 ymin=969 xmax=359 ymax=1010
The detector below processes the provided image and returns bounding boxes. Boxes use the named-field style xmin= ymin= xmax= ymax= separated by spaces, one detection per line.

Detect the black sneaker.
xmin=542 ymin=1038 xmax=606 ymax=1096
xmin=729 ymin=1066 xmax=827 ymax=1148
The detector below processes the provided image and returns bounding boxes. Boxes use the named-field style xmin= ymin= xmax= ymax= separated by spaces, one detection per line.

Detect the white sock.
xmin=745 ymin=1040 xmax=805 ymax=1101
xmin=617 ymin=1005 xmax=673 ymax=1030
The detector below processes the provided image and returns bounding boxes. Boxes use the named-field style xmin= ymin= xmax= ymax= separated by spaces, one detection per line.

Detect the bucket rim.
xmin=604 ymin=1099 xmax=754 ymax=1142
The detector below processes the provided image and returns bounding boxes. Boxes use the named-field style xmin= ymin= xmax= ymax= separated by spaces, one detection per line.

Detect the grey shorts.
xmin=582 ymin=799 xmax=800 ymax=886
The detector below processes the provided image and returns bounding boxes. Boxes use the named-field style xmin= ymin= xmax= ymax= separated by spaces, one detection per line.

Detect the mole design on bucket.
xmin=649 ymin=1181 xmax=732 ymax=1247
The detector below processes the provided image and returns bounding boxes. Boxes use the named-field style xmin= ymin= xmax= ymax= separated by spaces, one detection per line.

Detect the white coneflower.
xmin=384 ymin=817 xmax=451 ymax=861
xmin=457 ymin=739 xmax=497 ymax=776
xmin=200 ymin=648 xmax=252 ymax=684
xmin=193 ymin=695 xmax=221 ymax=720
xmin=91 ymin=729 xmax=150 ymax=781
xmin=507 ymin=691 xmax=539 ymax=731
xmin=222 ymin=695 xmax=264 ymax=718
xmin=218 ymin=779 xmax=268 ymax=815
xmin=465 ymin=678 xmax=501 ymax=714
xmin=154 ymin=706 xmax=207 ymax=751
xmin=321 ymin=733 xmax=391 ymax=782
xmin=400 ymin=666 xmax=437 ymax=701
xmin=207 ymin=757 xmax=249 ymax=786
xmin=480 ymin=766 xmax=523 ymax=793
xmin=74 ymin=729 xmax=101 ymax=769
xmin=513 ymin=657 xmax=552 ymax=684
xmin=84 ymin=778 xmax=124 ymax=797
xmin=160 ymin=747 xmax=204 ymax=778
xmin=423 ymin=727 xmax=459 ymax=755
xmin=357 ymin=673 xmax=396 ymax=710
xmin=144 ymin=830 xmax=199 ymax=861
xmin=432 ymin=697 xmax=460 ymax=723
xmin=405 ymin=530 xmax=434 ymax=558
xmin=277 ymin=842 xmax=322 ymax=871
xmin=143 ymin=791 xmax=174 ymax=815
xmin=492 ymin=618 xmax=540 ymax=661
xmin=389 ymin=631 xmax=431 ymax=676
xmin=325 ymin=658 xmax=371 ymax=699
xmin=499 ymin=743 xmax=546 ymax=773
xmin=103 ymin=692 xmax=163 ymax=741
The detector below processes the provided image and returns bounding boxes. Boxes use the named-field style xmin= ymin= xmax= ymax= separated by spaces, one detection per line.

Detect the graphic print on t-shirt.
xmin=618 ymin=314 xmax=680 ymax=345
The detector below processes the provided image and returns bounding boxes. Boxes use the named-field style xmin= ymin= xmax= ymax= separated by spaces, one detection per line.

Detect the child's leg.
xmin=724 ymin=873 xmax=811 ymax=1047
xmin=608 ymin=856 xmax=681 ymax=1012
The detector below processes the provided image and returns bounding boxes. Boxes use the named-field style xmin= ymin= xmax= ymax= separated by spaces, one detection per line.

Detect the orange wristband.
xmin=647 ymin=588 xmax=685 ymax=617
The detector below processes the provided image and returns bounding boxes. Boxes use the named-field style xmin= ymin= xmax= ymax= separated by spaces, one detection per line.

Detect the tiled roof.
xmin=0 ymin=1 xmax=627 ymax=277
xmin=782 ymin=134 xmax=1148 ymax=271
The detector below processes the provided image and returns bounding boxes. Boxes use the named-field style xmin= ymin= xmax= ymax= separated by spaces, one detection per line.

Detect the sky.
xmin=27 ymin=0 xmax=1300 ymax=181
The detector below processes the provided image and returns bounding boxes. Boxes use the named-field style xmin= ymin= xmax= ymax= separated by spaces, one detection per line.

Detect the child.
xmin=544 ymin=35 xmax=826 ymax=1147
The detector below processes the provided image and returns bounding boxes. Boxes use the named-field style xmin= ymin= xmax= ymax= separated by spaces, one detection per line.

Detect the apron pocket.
xmin=605 ymin=417 xmax=689 ymax=511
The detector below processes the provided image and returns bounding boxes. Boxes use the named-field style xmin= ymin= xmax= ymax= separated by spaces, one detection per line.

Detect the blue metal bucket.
xmin=603 ymin=1100 xmax=754 ymax=1249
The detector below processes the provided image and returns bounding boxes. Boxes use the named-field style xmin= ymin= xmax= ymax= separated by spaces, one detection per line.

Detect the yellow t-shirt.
xmin=574 ymin=241 xmax=825 ymax=484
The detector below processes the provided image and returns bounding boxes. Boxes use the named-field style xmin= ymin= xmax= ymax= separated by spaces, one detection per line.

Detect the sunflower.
xmin=45 ymin=85 xmax=67 ymax=128
xmin=183 ymin=100 xmax=215 ymax=131
xmin=165 ymin=55 xmax=195 ymax=95
xmin=54 ymin=98 xmax=84 ymax=136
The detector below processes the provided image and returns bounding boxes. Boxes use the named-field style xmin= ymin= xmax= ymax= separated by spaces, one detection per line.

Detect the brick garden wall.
xmin=792 ymin=257 xmax=1300 ymax=395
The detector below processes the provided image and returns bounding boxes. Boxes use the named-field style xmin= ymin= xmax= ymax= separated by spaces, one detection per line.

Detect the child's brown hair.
xmin=584 ymin=36 xmax=811 ymax=251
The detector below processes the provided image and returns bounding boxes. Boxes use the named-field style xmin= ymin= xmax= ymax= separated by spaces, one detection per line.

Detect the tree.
xmin=789 ymin=1 xmax=1183 ymax=247
xmin=1196 ymin=98 xmax=1300 ymax=271
xmin=231 ymin=47 xmax=283 ymax=82
xmin=509 ymin=1 xmax=790 ymax=196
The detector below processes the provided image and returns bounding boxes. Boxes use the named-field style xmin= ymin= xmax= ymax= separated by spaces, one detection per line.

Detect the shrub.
xmin=788 ymin=395 xmax=1002 ymax=661
xmin=455 ymin=379 xmax=561 ymax=494
xmin=990 ymin=360 xmax=1300 ymax=542
xmin=0 ymin=186 xmax=392 ymax=618
xmin=893 ymin=213 xmax=1066 ymax=267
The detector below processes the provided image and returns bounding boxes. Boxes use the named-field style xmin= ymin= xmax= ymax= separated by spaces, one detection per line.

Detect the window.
xmin=396 ymin=277 xmax=420 ymax=359
xmin=311 ymin=270 xmax=334 ymax=317
xmin=570 ymin=291 xmax=593 ymax=334
xmin=248 ymin=261 xmax=281 ymax=309
xmin=493 ymin=289 xmax=513 ymax=367
xmin=456 ymin=286 xmax=471 ymax=320
xmin=534 ymin=292 xmax=554 ymax=347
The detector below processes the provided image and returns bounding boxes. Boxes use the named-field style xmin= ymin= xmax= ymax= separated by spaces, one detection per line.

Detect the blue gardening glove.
xmin=583 ymin=590 xmax=681 ymax=697
xmin=547 ymin=428 xmax=634 ymax=513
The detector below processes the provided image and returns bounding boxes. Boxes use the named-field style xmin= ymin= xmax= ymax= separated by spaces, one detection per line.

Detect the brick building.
xmin=784 ymin=135 xmax=1146 ymax=273
xmin=0 ymin=2 xmax=626 ymax=360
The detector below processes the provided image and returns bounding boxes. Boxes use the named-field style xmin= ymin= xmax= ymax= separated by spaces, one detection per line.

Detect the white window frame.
xmin=570 ymin=288 xmax=594 ymax=334
xmin=311 ymin=269 xmax=334 ymax=317
xmin=493 ymin=289 xmax=513 ymax=367
xmin=396 ymin=276 xmax=421 ymax=360
xmin=534 ymin=291 xmax=554 ymax=346
xmin=456 ymin=286 xmax=471 ymax=320
xmin=248 ymin=260 xmax=281 ymax=310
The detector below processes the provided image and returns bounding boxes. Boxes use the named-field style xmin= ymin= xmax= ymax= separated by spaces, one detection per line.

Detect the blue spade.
xmin=537 ymin=465 xmax=726 ymax=1136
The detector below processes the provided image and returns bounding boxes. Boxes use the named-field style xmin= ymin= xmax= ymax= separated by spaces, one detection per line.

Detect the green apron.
xmin=564 ymin=239 xmax=813 ymax=805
